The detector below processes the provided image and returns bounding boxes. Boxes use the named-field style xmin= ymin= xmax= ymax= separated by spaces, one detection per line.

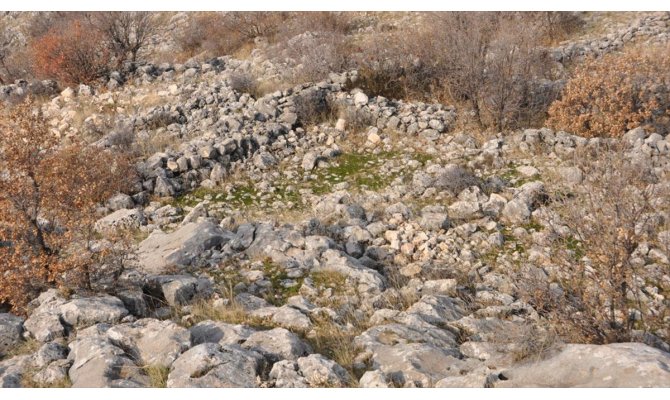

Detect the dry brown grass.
xmin=1 ymin=338 xmax=41 ymax=361
xmin=305 ymin=313 xmax=365 ymax=385
xmin=490 ymin=322 xmax=561 ymax=363
xmin=20 ymin=370 xmax=72 ymax=388
xmin=186 ymin=299 xmax=275 ymax=330
xmin=141 ymin=364 xmax=170 ymax=388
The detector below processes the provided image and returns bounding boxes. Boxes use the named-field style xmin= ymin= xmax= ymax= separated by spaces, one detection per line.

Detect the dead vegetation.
xmin=523 ymin=143 xmax=670 ymax=344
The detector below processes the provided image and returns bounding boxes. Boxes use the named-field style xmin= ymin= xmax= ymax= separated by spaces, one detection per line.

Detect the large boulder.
xmin=106 ymin=319 xmax=191 ymax=367
xmin=95 ymin=208 xmax=146 ymax=234
xmin=68 ymin=334 xmax=148 ymax=388
xmin=58 ymin=296 xmax=128 ymax=328
xmin=189 ymin=320 xmax=255 ymax=346
xmin=24 ymin=290 xmax=68 ymax=342
xmin=144 ymin=275 xmax=213 ymax=307
xmin=495 ymin=343 xmax=670 ymax=387
xmin=366 ymin=343 xmax=468 ymax=388
xmin=137 ymin=221 xmax=231 ymax=274
xmin=296 ymin=354 xmax=350 ymax=387
xmin=242 ymin=328 xmax=312 ymax=362
xmin=317 ymin=249 xmax=385 ymax=296
xmin=0 ymin=314 xmax=24 ymax=357
xmin=0 ymin=355 xmax=29 ymax=388
xmin=167 ymin=343 xmax=263 ymax=388
xmin=25 ymin=291 xmax=127 ymax=341
xmin=502 ymin=181 xmax=546 ymax=224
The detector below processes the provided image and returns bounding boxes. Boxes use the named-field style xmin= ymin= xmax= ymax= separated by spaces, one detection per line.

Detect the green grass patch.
xmin=564 ymin=236 xmax=585 ymax=260
xmin=262 ymin=259 xmax=304 ymax=306
xmin=310 ymin=152 xmax=400 ymax=194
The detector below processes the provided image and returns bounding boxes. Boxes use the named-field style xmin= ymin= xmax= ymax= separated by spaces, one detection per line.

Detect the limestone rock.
xmin=242 ymin=328 xmax=312 ymax=362
xmin=495 ymin=343 xmax=670 ymax=387
xmin=106 ymin=319 xmax=191 ymax=367
xmin=137 ymin=221 xmax=231 ymax=274
xmin=167 ymin=343 xmax=262 ymax=388
xmin=0 ymin=314 xmax=23 ymax=357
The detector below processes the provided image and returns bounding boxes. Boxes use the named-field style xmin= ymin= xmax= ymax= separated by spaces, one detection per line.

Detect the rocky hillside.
xmin=0 ymin=12 xmax=669 ymax=388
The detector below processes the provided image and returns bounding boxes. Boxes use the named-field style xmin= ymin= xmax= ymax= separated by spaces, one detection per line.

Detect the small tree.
xmin=0 ymin=100 xmax=135 ymax=312
xmin=95 ymin=12 xmax=158 ymax=68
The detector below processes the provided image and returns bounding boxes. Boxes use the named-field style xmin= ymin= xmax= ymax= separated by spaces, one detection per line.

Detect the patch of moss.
xmin=413 ymin=152 xmax=434 ymax=166
xmin=229 ymin=184 xmax=259 ymax=206
xmin=311 ymin=270 xmax=348 ymax=295
xmin=170 ymin=187 xmax=218 ymax=208
xmin=262 ymin=259 xmax=304 ymax=306
xmin=523 ymin=220 xmax=545 ymax=232
xmin=565 ymin=236 xmax=585 ymax=260
xmin=310 ymin=152 xmax=402 ymax=194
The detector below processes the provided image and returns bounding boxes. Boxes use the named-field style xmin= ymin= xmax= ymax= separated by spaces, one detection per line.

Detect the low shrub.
xmin=547 ymin=45 xmax=670 ymax=137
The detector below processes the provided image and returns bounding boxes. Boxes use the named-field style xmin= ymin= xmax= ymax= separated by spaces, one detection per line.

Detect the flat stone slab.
xmin=137 ymin=221 xmax=231 ymax=274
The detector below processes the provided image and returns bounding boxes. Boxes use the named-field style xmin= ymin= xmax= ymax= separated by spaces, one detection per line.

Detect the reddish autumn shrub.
xmin=30 ymin=19 xmax=111 ymax=86
xmin=0 ymin=100 xmax=136 ymax=312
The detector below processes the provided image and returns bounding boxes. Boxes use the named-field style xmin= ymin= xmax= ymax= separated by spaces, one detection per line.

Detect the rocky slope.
xmin=0 ymin=12 xmax=669 ymax=389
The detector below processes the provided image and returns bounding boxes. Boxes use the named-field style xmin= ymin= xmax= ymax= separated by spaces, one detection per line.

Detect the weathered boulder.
xmin=58 ymin=296 xmax=128 ymax=328
xmin=367 ymin=343 xmax=467 ymax=387
xmin=25 ymin=292 xmax=127 ymax=341
xmin=502 ymin=181 xmax=546 ymax=224
xmin=24 ymin=313 xmax=65 ymax=343
xmin=250 ymin=306 xmax=312 ymax=332
xmin=359 ymin=369 xmax=389 ymax=388
xmin=144 ymin=275 xmax=213 ymax=307
xmin=106 ymin=319 xmax=191 ymax=367
xmin=137 ymin=221 xmax=231 ymax=274
xmin=302 ymin=152 xmax=319 ymax=171
xmin=269 ymin=360 xmax=309 ymax=388
xmin=495 ymin=343 xmax=670 ymax=387
xmin=353 ymin=92 xmax=369 ymax=107
xmin=242 ymin=328 xmax=312 ymax=362
xmin=0 ymin=314 xmax=23 ymax=357
xmin=68 ymin=334 xmax=148 ymax=388
xmin=296 ymin=354 xmax=350 ymax=387
xmin=167 ymin=343 xmax=262 ymax=388
xmin=0 ymin=355 xmax=29 ymax=388
xmin=229 ymin=223 xmax=256 ymax=251
xmin=317 ymin=249 xmax=385 ymax=296
xmin=32 ymin=359 xmax=72 ymax=386
xmin=180 ymin=202 xmax=208 ymax=225
xmin=190 ymin=320 xmax=254 ymax=346
xmin=405 ymin=295 xmax=467 ymax=326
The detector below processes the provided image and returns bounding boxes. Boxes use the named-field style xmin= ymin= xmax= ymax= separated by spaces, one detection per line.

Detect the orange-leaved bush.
xmin=547 ymin=45 xmax=670 ymax=138
xmin=30 ymin=18 xmax=111 ymax=87
xmin=0 ymin=100 xmax=136 ymax=312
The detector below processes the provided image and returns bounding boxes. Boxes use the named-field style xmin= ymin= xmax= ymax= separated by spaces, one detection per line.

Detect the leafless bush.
xmin=524 ymin=144 xmax=669 ymax=344
xmin=335 ymin=103 xmax=375 ymax=133
xmin=276 ymin=12 xmax=353 ymax=39
xmin=534 ymin=12 xmax=585 ymax=44
xmin=350 ymin=13 xmax=554 ymax=130
xmin=227 ymin=70 xmax=259 ymax=95
xmin=175 ymin=12 xmax=289 ymax=60
xmin=94 ymin=12 xmax=158 ymax=68
xmin=292 ymin=89 xmax=337 ymax=127
xmin=269 ymin=31 xmax=352 ymax=85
